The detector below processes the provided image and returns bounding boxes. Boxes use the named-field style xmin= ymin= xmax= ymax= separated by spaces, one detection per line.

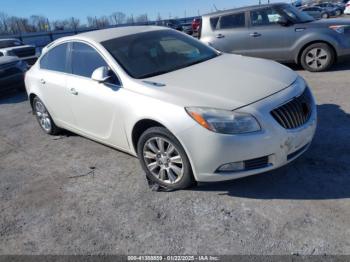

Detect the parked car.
xmin=300 ymin=6 xmax=330 ymax=19
xmin=165 ymin=20 xmax=182 ymax=31
xmin=314 ymin=3 xmax=343 ymax=16
xmin=0 ymin=38 xmax=38 ymax=65
xmin=192 ymin=18 xmax=202 ymax=32
xmin=25 ymin=26 xmax=317 ymax=190
xmin=345 ymin=1 xmax=350 ymax=14
xmin=200 ymin=3 xmax=350 ymax=72
xmin=0 ymin=56 xmax=28 ymax=95
xmin=180 ymin=23 xmax=193 ymax=35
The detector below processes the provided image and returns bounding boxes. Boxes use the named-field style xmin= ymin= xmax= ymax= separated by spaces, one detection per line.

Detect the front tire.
xmin=137 ymin=127 xmax=195 ymax=190
xmin=322 ymin=13 xmax=329 ymax=19
xmin=300 ymin=43 xmax=335 ymax=72
xmin=33 ymin=96 xmax=60 ymax=135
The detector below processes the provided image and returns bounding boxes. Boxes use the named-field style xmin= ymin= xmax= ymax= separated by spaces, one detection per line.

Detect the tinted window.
xmin=102 ymin=30 xmax=218 ymax=79
xmin=71 ymin=42 xmax=108 ymax=78
xmin=250 ymin=8 xmax=282 ymax=26
xmin=40 ymin=43 xmax=68 ymax=73
xmin=219 ymin=13 xmax=245 ymax=29
xmin=210 ymin=17 xmax=219 ymax=29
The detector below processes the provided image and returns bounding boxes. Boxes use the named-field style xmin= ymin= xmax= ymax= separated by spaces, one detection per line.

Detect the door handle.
xmin=250 ymin=32 xmax=261 ymax=37
xmin=70 ymin=88 xmax=78 ymax=95
xmin=216 ymin=34 xmax=225 ymax=39
xmin=40 ymin=79 xmax=46 ymax=84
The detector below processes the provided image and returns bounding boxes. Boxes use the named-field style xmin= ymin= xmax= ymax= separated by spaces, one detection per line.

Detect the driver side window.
xmin=250 ymin=8 xmax=282 ymax=26
xmin=70 ymin=42 xmax=120 ymax=85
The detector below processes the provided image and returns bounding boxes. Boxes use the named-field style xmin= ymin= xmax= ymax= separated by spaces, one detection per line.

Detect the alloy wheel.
xmin=305 ymin=48 xmax=329 ymax=70
xmin=143 ymin=137 xmax=184 ymax=184
xmin=35 ymin=100 xmax=52 ymax=132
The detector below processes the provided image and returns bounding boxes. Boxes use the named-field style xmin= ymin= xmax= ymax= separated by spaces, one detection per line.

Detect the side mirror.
xmin=277 ymin=16 xmax=290 ymax=26
xmin=91 ymin=66 xmax=111 ymax=83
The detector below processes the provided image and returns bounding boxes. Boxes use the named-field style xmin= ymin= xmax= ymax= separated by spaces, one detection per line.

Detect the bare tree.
xmin=156 ymin=13 xmax=162 ymax=21
xmin=29 ymin=15 xmax=49 ymax=31
xmin=135 ymin=13 xmax=148 ymax=23
xmin=68 ymin=17 xmax=80 ymax=30
xmin=0 ymin=12 xmax=9 ymax=34
xmin=87 ymin=16 xmax=97 ymax=28
xmin=126 ymin=15 xmax=134 ymax=24
xmin=97 ymin=16 xmax=110 ymax=28
xmin=51 ymin=19 xmax=69 ymax=31
xmin=110 ymin=12 xmax=126 ymax=25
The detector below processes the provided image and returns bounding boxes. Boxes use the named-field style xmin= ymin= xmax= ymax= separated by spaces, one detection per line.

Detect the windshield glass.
xmin=278 ymin=4 xmax=314 ymax=23
xmin=102 ymin=30 xmax=219 ymax=79
xmin=0 ymin=40 xmax=23 ymax=48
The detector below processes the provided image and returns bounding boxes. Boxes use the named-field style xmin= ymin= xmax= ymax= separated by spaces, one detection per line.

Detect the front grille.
xmin=13 ymin=47 xmax=35 ymax=58
xmin=271 ymin=88 xmax=313 ymax=129
xmin=244 ymin=156 xmax=270 ymax=170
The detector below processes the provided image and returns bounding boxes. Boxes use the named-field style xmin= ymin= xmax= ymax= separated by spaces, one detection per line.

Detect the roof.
xmin=203 ymin=2 xmax=286 ymax=17
xmin=74 ymin=26 xmax=167 ymax=43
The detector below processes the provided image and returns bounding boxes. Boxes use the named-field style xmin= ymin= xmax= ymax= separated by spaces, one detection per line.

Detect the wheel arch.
xmin=29 ymin=93 xmax=37 ymax=111
xmin=131 ymin=119 xmax=166 ymax=154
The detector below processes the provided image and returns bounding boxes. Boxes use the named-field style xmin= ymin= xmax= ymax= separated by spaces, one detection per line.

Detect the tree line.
xmin=0 ymin=11 xmax=157 ymax=35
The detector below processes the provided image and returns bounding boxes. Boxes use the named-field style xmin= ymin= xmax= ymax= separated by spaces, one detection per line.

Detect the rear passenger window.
xmin=40 ymin=43 xmax=68 ymax=73
xmin=71 ymin=42 xmax=108 ymax=78
xmin=219 ymin=12 xmax=245 ymax=29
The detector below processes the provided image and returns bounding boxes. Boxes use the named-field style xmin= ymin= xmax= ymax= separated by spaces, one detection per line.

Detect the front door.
xmin=246 ymin=7 xmax=296 ymax=62
xmin=66 ymin=42 xmax=128 ymax=149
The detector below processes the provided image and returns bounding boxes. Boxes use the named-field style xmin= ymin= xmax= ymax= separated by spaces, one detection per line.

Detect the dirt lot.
xmin=1 ymin=61 xmax=350 ymax=255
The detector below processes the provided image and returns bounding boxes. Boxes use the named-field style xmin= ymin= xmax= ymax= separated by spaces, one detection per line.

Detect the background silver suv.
xmin=200 ymin=3 xmax=350 ymax=72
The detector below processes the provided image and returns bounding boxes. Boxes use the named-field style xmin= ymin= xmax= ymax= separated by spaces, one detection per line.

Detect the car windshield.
xmin=102 ymin=30 xmax=219 ymax=79
xmin=278 ymin=4 xmax=314 ymax=23
xmin=0 ymin=40 xmax=23 ymax=48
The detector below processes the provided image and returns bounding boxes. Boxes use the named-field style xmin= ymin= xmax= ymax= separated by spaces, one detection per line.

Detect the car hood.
xmin=135 ymin=54 xmax=298 ymax=110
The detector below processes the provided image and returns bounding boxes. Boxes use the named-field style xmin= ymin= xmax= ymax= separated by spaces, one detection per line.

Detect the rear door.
xmin=208 ymin=11 xmax=251 ymax=55
xmin=38 ymin=42 xmax=75 ymax=125
xmin=246 ymin=7 xmax=296 ymax=62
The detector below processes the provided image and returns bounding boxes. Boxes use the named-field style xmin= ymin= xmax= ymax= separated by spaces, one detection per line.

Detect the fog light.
xmin=217 ymin=161 xmax=244 ymax=172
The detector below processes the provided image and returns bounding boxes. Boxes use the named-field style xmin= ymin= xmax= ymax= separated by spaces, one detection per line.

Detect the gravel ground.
xmin=0 ymin=61 xmax=350 ymax=255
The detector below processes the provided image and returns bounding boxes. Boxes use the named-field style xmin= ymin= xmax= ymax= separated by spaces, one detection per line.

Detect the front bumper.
xmin=176 ymin=81 xmax=317 ymax=182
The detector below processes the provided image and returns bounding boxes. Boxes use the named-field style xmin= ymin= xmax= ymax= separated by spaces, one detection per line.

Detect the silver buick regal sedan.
xmin=25 ymin=26 xmax=317 ymax=190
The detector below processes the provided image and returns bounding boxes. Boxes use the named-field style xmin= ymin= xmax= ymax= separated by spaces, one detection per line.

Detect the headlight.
xmin=329 ymin=25 xmax=350 ymax=34
xmin=185 ymin=107 xmax=261 ymax=134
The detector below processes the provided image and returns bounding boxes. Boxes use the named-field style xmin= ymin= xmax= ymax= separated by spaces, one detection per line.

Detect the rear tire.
xmin=137 ymin=127 xmax=195 ymax=190
xmin=300 ymin=43 xmax=335 ymax=72
xmin=33 ymin=96 xmax=60 ymax=135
